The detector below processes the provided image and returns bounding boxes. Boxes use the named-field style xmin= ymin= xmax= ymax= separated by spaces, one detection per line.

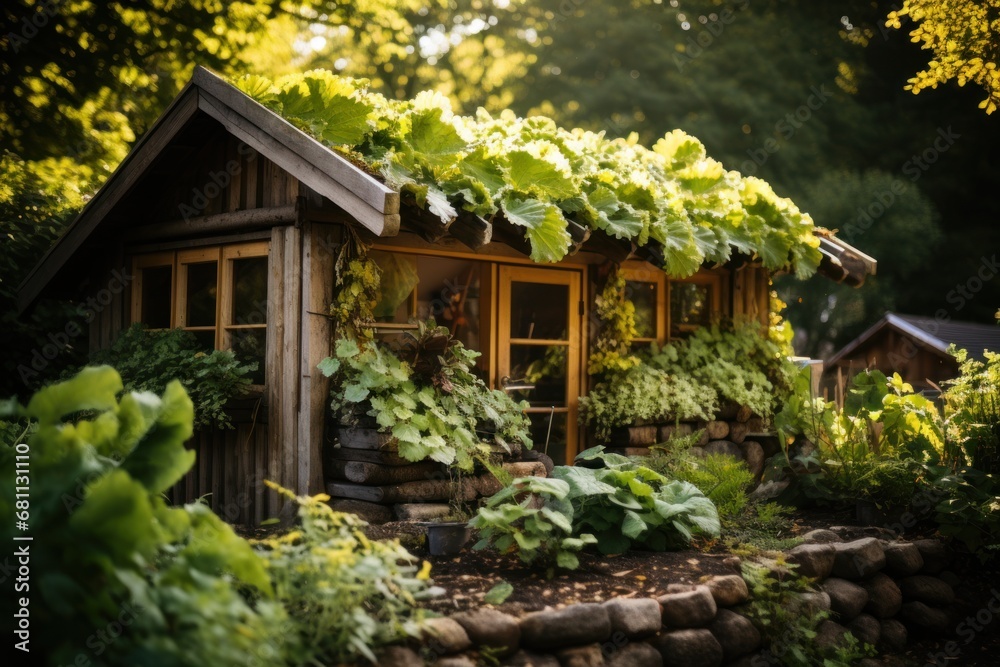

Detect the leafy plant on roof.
xmin=234 ymin=70 xmax=823 ymax=278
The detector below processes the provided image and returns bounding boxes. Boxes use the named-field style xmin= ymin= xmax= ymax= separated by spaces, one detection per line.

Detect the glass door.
xmin=497 ymin=265 xmax=582 ymax=466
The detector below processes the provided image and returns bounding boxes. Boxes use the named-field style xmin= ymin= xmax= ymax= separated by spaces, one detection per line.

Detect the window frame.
xmin=620 ymin=261 xmax=668 ymax=345
xmin=668 ymin=271 xmax=722 ymax=338
xmin=130 ymin=241 xmax=270 ymax=387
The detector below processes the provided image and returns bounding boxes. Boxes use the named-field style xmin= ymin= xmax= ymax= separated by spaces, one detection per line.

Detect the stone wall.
xmin=377 ymin=532 xmax=959 ymax=667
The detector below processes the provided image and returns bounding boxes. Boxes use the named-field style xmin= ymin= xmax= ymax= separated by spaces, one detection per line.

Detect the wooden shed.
xmin=824 ymin=312 xmax=1000 ymax=397
xmin=18 ymin=67 xmax=874 ymax=523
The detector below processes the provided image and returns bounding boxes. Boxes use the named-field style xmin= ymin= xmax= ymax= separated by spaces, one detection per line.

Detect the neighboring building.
xmin=17 ymin=67 xmax=873 ymax=522
xmin=824 ymin=312 xmax=1000 ymax=396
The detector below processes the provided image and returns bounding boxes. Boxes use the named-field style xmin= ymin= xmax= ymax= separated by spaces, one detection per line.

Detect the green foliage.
xmin=483 ymin=580 xmax=515 ymax=605
xmin=669 ymin=453 xmax=755 ymax=520
xmin=88 ymin=324 xmax=256 ymax=430
xmin=943 ymin=347 xmax=1000 ymax=473
xmin=0 ymin=367 xmax=285 ymax=666
xmin=253 ymin=482 xmax=439 ymax=664
xmin=470 ymin=476 xmax=597 ymax=574
xmin=581 ymin=321 xmax=796 ymax=439
xmin=741 ymin=561 xmax=873 ymax=666
xmin=320 ymin=323 xmax=532 ymax=470
xmin=237 ymin=71 xmax=824 ymax=278
xmin=331 ymin=229 xmax=382 ymax=344
xmin=931 ymin=467 xmax=1000 ymax=562
xmin=588 ymin=266 xmax=640 ymax=377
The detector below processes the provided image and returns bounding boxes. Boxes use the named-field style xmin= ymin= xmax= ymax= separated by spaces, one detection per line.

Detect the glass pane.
xmin=626 ymin=280 xmax=658 ymax=339
xmin=231 ymin=328 xmax=266 ymax=384
xmin=371 ymin=251 xmax=418 ymax=322
xmin=186 ymin=262 xmax=218 ymax=327
xmin=140 ymin=265 xmax=172 ymax=328
xmin=671 ymin=282 xmax=712 ymax=333
xmin=507 ymin=344 xmax=568 ymax=405
xmin=231 ymin=257 xmax=268 ymax=325
xmin=189 ymin=330 xmax=216 ymax=353
xmin=510 ymin=282 xmax=569 ymax=340
xmin=525 ymin=411 xmax=569 ymax=467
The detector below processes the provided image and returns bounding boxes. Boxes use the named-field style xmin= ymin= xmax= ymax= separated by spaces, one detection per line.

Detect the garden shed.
xmin=17 ymin=67 xmax=875 ymax=524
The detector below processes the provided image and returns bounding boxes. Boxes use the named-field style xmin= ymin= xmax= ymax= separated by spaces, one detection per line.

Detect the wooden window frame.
xmin=621 ymin=261 xmax=668 ymax=345
xmin=669 ymin=271 xmax=723 ymax=338
xmin=130 ymin=241 xmax=270 ymax=387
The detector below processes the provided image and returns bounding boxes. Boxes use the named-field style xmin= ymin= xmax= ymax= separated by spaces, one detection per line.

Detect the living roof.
xmin=828 ymin=312 xmax=1000 ymax=366
xmin=18 ymin=66 xmax=875 ymax=310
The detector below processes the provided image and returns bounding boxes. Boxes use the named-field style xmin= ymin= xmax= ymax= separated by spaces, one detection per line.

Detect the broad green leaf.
xmin=501 ymin=195 xmax=572 ymax=263
xmin=406 ymin=107 xmax=467 ymax=168
xmin=26 ymin=366 xmax=123 ymax=424
xmin=317 ymin=357 xmax=340 ymax=377
xmin=484 ymin=580 xmax=514 ymax=605
xmin=120 ymin=381 xmax=196 ymax=493
xmin=69 ymin=469 xmax=160 ymax=568
xmin=622 ymin=510 xmax=647 ymax=539
xmin=505 ymin=148 xmax=576 ymax=200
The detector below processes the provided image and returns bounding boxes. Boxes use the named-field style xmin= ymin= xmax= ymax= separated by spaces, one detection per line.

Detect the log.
xmin=746 ymin=416 xmax=766 ymax=433
xmin=448 ymin=212 xmax=493 ymax=249
xmin=736 ymin=404 xmax=753 ymax=423
xmin=327 ymin=459 xmax=446 ymax=485
xmin=610 ymin=425 xmax=659 ymax=447
xmin=335 ymin=427 xmax=398 ymax=451
xmin=703 ymin=420 xmax=730 ymax=440
xmin=728 ymin=421 xmax=750 ymax=445
xmin=394 ymin=503 xmax=452 ymax=522
xmin=328 ymin=498 xmax=393 ymax=524
xmin=325 ymin=445 xmax=414 ymax=467
xmin=659 ymin=423 xmax=694 ymax=442
xmin=126 ymin=204 xmax=299 ymax=242
xmin=715 ymin=402 xmax=741 ymax=421
xmin=327 ymin=461 xmax=547 ymax=504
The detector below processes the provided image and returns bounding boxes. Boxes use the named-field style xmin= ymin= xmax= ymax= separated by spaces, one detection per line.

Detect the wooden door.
xmin=497 ymin=265 xmax=583 ymax=466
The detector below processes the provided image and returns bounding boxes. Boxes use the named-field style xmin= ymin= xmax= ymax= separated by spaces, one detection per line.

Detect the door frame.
xmin=495 ymin=264 xmax=585 ymax=465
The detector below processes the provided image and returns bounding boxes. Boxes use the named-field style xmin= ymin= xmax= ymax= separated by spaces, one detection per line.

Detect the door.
xmin=497 ymin=265 xmax=583 ymax=466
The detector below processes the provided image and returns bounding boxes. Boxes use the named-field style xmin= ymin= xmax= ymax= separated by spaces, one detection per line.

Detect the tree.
xmin=886 ymin=0 xmax=1000 ymax=114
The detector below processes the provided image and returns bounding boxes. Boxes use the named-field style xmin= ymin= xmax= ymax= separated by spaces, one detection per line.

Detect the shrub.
xmin=943 ymin=347 xmax=1000 ymax=473
xmin=668 ymin=453 xmax=755 ymax=519
xmin=254 ymin=483 xmax=440 ymax=664
xmin=88 ymin=323 xmax=257 ymax=429
xmin=0 ymin=367 xmax=284 ymax=666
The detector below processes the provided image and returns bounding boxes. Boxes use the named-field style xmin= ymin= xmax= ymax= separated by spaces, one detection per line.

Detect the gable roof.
xmin=18 ymin=66 xmax=876 ymax=311
xmin=827 ymin=312 xmax=1000 ymax=366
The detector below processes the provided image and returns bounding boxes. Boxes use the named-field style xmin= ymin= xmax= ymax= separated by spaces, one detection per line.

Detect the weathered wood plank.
xmin=281 ymin=224 xmax=302 ymax=493
xmin=325 ymin=446 xmax=417 ymax=467
xmin=328 ymin=460 xmax=446 ymax=485
xmin=394 ymin=504 xmax=451 ymax=521
xmin=125 ymin=205 xmax=298 ymax=242
xmin=327 ymin=462 xmax=546 ymax=504
xmin=335 ymin=427 xmax=399 ymax=451
xmin=266 ymin=227 xmax=285 ymax=513
xmin=448 ymin=212 xmax=492 ymax=249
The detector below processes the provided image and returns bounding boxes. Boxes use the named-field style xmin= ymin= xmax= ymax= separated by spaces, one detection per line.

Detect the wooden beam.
xmin=566 ymin=218 xmax=592 ymax=255
xmin=490 ymin=215 xmax=533 ymax=257
xmin=400 ymin=197 xmax=452 ymax=243
xmin=125 ymin=205 xmax=298 ymax=242
xmin=448 ymin=212 xmax=493 ymax=249
xmin=582 ymin=227 xmax=636 ymax=264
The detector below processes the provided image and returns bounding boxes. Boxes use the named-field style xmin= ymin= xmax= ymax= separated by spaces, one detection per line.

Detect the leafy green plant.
xmin=741 ymin=561 xmax=873 ymax=666
xmin=253 ymin=482 xmax=439 ymax=664
xmin=331 ymin=227 xmax=381 ymax=344
xmin=236 ymin=71 xmax=823 ymax=279
xmin=470 ymin=476 xmax=597 ymax=574
xmin=87 ymin=323 xmax=257 ymax=429
xmin=588 ymin=266 xmax=641 ymax=377
xmin=931 ymin=467 xmax=1000 ymax=562
xmin=320 ymin=322 xmax=532 ymax=470
xmin=943 ymin=347 xmax=1000 ymax=473
xmin=668 ymin=453 xmax=755 ymax=519
xmin=0 ymin=367 xmax=285 ymax=666
xmin=557 ymin=447 xmax=721 ymax=554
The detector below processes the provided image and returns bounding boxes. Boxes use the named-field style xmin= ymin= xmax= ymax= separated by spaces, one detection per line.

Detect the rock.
xmin=602 ymin=598 xmax=662 ymax=638
xmin=791 ymin=591 xmax=832 ymax=615
xmin=704 ymin=575 xmax=749 ymax=607
xmin=750 ymin=479 xmax=789 ymax=500
xmin=898 ymin=601 xmax=951 ymax=633
xmin=822 ymin=578 xmax=869 ymax=621
xmin=378 ymin=646 xmax=423 ymax=667
xmin=704 ymin=421 xmax=731 ymax=440
xmin=651 ymin=628 xmax=724 ymax=667
xmin=703 ymin=440 xmax=742 ymax=459
xmin=897 ymin=576 xmax=956 ymax=606
xmin=423 ymin=617 xmax=473 ymax=654
xmin=831 ymin=538 xmax=886 ymax=579
xmin=814 ymin=620 xmax=850 ymax=650
xmin=801 ymin=529 xmax=843 ymax=544
xmin=786 ymin=543 xmax=836 ymax=580
xmin=708 ymin=609 xmax=761 ymax=661
xmin=878 ymin=619 xmax=908 ymax=652
xmin=848 ymin=613 xmax=881 ymax=647
xmin=738 ymin=441 xmax=765 ymax=477
xmin=434 ymin=657 xmax=476 ymax=667
xmin=520 ymin=604 xmax=612 ymax=650
xmin=519 ymin=450 xmax=555 ymax=476
xmin=503 ymin=650 xmax=561 ymax=667
xmin=451 ymin=609 xmax=520 ymax=656
xmin=913 ymin=539 xmax=953 ymax=574
xmin=395 ymin=503 xmax=452 ymax=521
xmin=606 ymin=642 xmax=662 ymax=667
xmin=881 ymin=541 xmax=924 ymax=576
xmin=860 ymin=573 xmax=903 ymax=618
xmin=938 ymin=570 xmax=961 ymax=588
xmin=555 ymin=643 xmax=604 ymax=667
xmin=658 ymin=585 xmax=718 ymax=628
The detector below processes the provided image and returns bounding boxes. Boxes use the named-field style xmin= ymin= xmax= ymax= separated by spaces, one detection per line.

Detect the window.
xmin=621 ymin=262 xmax=724 ymax=343
xmin=131 ymin=242 xmax=269 ymax=385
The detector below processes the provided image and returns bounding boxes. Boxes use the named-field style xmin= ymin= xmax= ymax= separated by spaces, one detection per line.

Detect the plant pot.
xmin=426 ymin=522 xmax=473 ymax=556
xmin=855 ymin=499 xmax=887 ymax=527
